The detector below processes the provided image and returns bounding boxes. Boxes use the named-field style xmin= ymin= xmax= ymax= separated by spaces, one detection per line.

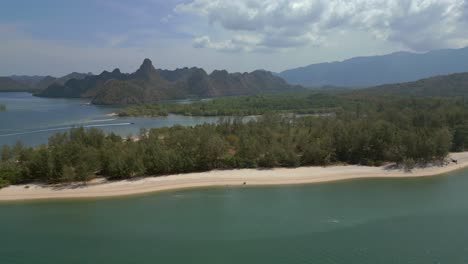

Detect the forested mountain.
xmin=0 ymin=77 xmax=31 ymax=92
xmin=38 ymin=59 xmax=300 ymax=105
xmin=279 ymin=47 xmax=468 ymax=87
xmin=357 ymin=72 xmax=468 ymax=97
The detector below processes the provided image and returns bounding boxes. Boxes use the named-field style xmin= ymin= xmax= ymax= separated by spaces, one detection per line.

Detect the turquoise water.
xmin=2 ymin=170 xmax=468 ymax=263
xmin=0 ymin=93 xmax=218 ymax=146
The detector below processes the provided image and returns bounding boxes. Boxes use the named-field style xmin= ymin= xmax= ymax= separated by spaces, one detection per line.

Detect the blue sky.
xmin=1 ymin=0 xmax=468 ymax=76
xmin=1 ymin=1 xmax=186 ymax=45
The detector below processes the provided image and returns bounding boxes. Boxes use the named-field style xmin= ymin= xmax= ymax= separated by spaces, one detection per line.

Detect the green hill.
xmin=357 ymin=72 xmax=468 ymax=97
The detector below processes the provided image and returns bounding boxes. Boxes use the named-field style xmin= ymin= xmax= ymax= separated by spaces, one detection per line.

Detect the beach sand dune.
xmin=1 ymin=152 xmax=468 ymax=201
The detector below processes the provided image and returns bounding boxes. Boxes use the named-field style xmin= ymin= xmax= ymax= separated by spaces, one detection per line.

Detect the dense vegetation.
xmin=119 ymin=92 xmax=355 ymax=117
xmin=357 ymin=72 xmax=468 ymax=97
xmin=0 ymin=104 xmax=5 ymax=111
xmin=2 ymin=96 xmax=467 ymax=188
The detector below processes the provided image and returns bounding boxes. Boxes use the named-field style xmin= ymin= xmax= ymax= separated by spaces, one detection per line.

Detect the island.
xmin=3 ymin=64 xmax=468 ymax=201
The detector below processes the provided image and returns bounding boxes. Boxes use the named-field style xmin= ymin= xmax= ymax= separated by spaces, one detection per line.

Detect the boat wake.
xmin=87 ymin=118 xmax=118 ymax=123
xmin=0 ymin=122 xmax=133 ymax=137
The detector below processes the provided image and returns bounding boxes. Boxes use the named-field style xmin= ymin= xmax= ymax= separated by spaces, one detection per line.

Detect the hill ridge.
xmin=38 ymin=58 xmax=299 ymax=105
xmin=279 ymin=46 xmax=468 ymax=87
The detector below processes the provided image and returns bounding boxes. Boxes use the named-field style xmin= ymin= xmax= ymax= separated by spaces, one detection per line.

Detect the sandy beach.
xmin=1 ymin=152 xmax=468 ymax=201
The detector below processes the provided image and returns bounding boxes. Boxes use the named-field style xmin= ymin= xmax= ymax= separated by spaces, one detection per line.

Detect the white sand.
xmin=1 ymin=152 xmax=468 ymax=201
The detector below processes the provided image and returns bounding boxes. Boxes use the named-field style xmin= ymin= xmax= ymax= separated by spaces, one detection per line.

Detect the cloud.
xmin=107 ymin=34 xmax=130 ymax=47
xmin=192 ymin=34 xmax=263 ymax=52
xmin=175 ymin=0 xmax=468 ymax=52
xmin=0 ymin=23 xmax=283 ymax=75
xmin=160 ymin=14 xmax=174 ymax=23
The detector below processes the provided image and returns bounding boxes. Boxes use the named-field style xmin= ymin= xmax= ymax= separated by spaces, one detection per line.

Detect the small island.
xmin=0 ymin=104 xmax=6 ymax=112
xmin=2 ymin=90 xmax=468 ymax=194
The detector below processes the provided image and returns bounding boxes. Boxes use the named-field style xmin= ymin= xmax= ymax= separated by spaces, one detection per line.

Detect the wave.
xmin=0 ymin=123 xmax=133 ymax=137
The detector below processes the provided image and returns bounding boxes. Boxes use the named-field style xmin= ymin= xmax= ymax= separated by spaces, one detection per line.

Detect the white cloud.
xmin=175 ymin=0 xmax=468 ymax=52
xmin=193 ymin=34 xmax=264 ymax=52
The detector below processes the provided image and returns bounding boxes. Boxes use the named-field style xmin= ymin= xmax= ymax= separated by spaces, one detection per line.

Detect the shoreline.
xmin=1 ymin=152 xmax=468 ymax=202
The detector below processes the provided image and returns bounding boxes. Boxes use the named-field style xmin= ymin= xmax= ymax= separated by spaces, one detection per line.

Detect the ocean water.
xmin=0 ymin=92 xmax=219 ymax=146
xmin=1 ymin=169 xmax=468 ymax=263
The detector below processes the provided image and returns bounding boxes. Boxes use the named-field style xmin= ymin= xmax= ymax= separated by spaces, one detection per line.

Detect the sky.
xmin=1 ymin=0 xmax=468 ymax=76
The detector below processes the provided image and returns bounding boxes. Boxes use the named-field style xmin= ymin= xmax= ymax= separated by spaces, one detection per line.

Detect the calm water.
xmin=2 ymin=169 xmax=468 ymax=263
xmin=0 ymin=92 xmax=219 ymax=146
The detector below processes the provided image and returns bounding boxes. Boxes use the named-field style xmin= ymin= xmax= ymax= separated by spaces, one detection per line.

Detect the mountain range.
xmin=38 ymin=59 xmax=299 ymax=105
xmin=34 ymin=72 xmax=93 ymax=91
xmin=0 ymin=72 xmax=91 ymax=92
xmin=0 ymin=77 xmax=31 ymax=92
xmin=4 ymin=46 xmax=468 ymax=101
xmin=9 ymin=75 xmax=46 ymax=87
xmin=279 ymin=47 xmax=468 ymax=87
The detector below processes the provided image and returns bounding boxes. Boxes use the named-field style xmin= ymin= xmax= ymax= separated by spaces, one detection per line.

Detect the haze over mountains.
xmin=0 ymin=77 xmax=31 ymax=92
xmin=34 ymin=72 xmax=93 ymax=91
xmin=0 ymin=73 xmax=91 ymax=92
xmin=9 ymin=75 xmax=46 ymax=88
xmin=38 ymin=59 xmax=298 ymax=105
xmin=279 ymin=47 xmax=468 ymax=88
xmin=3 ymin=47 xmax=468 ymax=102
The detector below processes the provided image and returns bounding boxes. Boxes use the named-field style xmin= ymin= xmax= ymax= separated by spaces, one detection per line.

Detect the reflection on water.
xmin=0 ymin=92 xmax=219 ymax=146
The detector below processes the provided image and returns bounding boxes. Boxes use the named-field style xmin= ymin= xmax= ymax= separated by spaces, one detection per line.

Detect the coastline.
xmin=1 ymin=152 xmax=468 ymax=202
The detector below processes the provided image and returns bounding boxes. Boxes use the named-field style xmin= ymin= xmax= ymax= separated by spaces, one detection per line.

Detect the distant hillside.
xmin=34 ymin=76 xmax=58 ymax=91
xmin=0 ymin=77 xmax=31 ymax=92
xmin=34 ymin=72 xmax=92 ymax=91
xmin=39 ymin=59 xmax=300 ymax=105
xmin=279 ymin=47 xmax=468 ymax=87
xmin=358 ymin=72 xmax=468 ymax=97
xmin=9 ymin=75 xmax=46 ymax=87
xmin=3 ymin=73 xmax=91 ymax=91
xmin=351 ymin=73 xmax=468 ymax=97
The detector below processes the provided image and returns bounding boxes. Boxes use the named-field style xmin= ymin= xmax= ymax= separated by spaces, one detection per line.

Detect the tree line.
xmin=119 ymin=92 xmax=354 ymax=117
xmin=2 ymin=96 xmax=467 ymax=188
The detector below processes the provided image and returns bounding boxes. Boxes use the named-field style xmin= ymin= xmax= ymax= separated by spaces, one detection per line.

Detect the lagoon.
xmin=0 ymin=92 xmax=218 ymax=146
